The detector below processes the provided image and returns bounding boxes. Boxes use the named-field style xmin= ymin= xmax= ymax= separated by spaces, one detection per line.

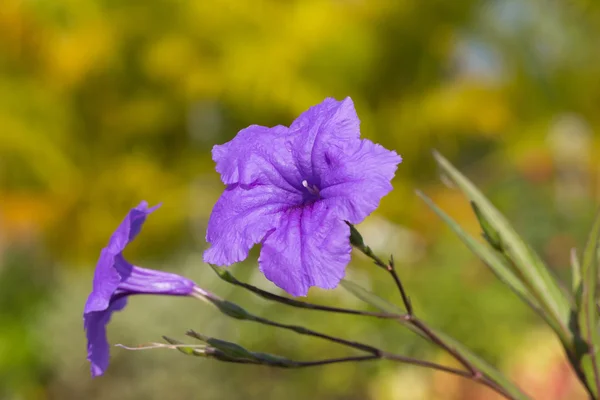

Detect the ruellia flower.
xmin=83 ymin=201 xmax=196 ymax=377
xmin=204 ymin=97 xmax=402 ymax=296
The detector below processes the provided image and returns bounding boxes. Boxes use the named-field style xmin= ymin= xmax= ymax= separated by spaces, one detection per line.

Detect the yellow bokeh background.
xmin=1 ymin=0 xmax=599 ymax=399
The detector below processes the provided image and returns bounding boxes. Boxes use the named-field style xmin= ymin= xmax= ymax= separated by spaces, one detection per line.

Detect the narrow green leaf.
xmin=431 ymin=329 xmax=530 ymax=400
xmin=471 ymin=201 xmax=503 ymax=251
xmin=577 ymin=210 xmax=600 ymax=397
xmin=340 ymin=279 xmax=404 ymax=314
xmin=432 ymin=151 xmax=573 ymax=350
xmin=340 ymin=279 xmax=530 ymax=400
xmin=417 ymin=191 xmax=552 ymax=325
xmin=571 ymin=248 xmax=583 ymax=308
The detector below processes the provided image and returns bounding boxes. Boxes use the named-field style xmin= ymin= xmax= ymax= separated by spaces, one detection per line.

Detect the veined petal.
xmin=107 ymin=201 xmax=160 ymax=254
xmin=84 ymin=297 xmax=128 ymax=377
xmin=84 ymin=201 xmax=199 ymax=377
xmin=117 ymin=266 xmax=195 ymax=296
xmin=290 ymin=97 xmax=359 ymax=140
xmin=289 ymin=97 xmax=360 ymax=182
xmin=84 ymin=249 xmax=124 ymax=313
xmin=212 ymin=125 xmax=302 ymax=189
xmin=258 ymin=201 xmax=352 ymax=296
xmin=320 ymin=139 xmax=402 ymax=224
xmin=204 ymin=184 xmax=301 ymax=265
xmin=86 ymin=202 xmax=161 ymax=314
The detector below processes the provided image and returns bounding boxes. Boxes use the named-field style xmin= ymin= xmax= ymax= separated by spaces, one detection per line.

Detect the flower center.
xmin=301 ymin=179 xmax=321 ymax=197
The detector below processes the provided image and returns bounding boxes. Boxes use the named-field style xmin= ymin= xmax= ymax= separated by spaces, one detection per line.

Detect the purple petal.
xmin=289 ymin=97 xmax=361 ymax=182
xmin=117 ymin=265 xmax=196 ymax=296
xmin=84 ymin=201 xmax=199 ymax=377
xmin=212 ymin=125 xmax=303 ymax=189
xmin=258 ymin=201 xmax=351 ymax=296
xmin=204 ymin=184 xmax=300 ymax=265
xmin=320 ymin=139 xmax=402 ymax=224
xmin=84 ymin=265 xmax=195 ymax=377
xmin=84 ymin=249 xmax=127 ymax=314
xmin=85 ymin=202 xmax=160 ymax=314
xmin=107 ymin=201 xmax=160 ymax=254
xmin=289 ymin=97 xmax=359 ymax=140
xmin=84 ymin=297 xmax=128 ymax=377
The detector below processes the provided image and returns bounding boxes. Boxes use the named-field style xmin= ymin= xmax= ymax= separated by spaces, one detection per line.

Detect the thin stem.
xmin=206 ymin=263 xmax=521 ymax=399
xmin=355 ymin=246 xmax=413 ymax=314
xmin=208 ymin=351 xmax=378 ymax=367
xmin=409 ymin=316 xmax=477 ymax=376
xmin=246 ymin=314 xmax=513 ymax=399
xmin=251 ymin=316 xmax=380 ymax=354
xmin=293 ymin=355 xmax=379 ymax=368
xmin=387 ymin=256 xmax=414 ymax=315
xmin=357 ymin=245 xmax=475 ymax=372
xmin=211 ymin=265 xmax=402 ymax=320
xmin=379 ymin=352 xmax=510 ymax=397
xmin=355 ymin=244 xmax=520 ymax=399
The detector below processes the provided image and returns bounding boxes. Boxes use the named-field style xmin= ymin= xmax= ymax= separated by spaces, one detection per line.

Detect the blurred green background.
xmin=1 ymin=0 xmax=599 ymax=399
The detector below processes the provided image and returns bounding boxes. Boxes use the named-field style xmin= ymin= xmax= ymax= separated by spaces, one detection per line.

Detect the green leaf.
xmin=571 ymin=248 xmax=583 ymax=308
xmin=577 ymin=210 xmax=600 ymax=397
xmin=417 ymin=191 xmax=550 ymax=325
xmin=432 ymin=150 xmax=574 ymax=351
xmin=471 ymin=201 xmax=503 ymax=251
xmin=430 ymin=329 xmax=530 ymax=400
xmin=340 ymin=279 xmax=530 ymax=400
xmin=340 ymin=279 xmax=404 ymax=314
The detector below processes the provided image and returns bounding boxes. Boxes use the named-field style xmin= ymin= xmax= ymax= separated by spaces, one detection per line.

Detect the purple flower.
xmin=84 ymin=201 xmax=196 ymax=377
xmin=204 ymin=97 xmax=401 ymax=296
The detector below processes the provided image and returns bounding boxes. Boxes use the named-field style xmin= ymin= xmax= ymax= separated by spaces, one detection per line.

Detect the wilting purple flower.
xmin=204 ymin=97 xmax=401 ymax=296
xmin=84 ymin=201 xmax=196 ymax=377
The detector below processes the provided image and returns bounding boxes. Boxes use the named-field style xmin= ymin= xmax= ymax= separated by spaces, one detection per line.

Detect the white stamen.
xmin=301 ymin=179 xmax=320 ymax=196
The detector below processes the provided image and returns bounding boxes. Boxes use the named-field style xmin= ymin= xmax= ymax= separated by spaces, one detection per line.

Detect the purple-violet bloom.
xmin=84 ymin=201 xmax=196 ymax=377
xmin=204 ymin=97 xmax=402 ymax=296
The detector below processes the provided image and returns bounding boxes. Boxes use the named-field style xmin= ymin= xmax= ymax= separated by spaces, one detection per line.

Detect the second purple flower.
xmin=204 ymin=97 xmax=401 ymax=296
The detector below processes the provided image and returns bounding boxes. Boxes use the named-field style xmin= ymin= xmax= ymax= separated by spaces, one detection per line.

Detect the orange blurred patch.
xmin=508 ymin=329 xmax=588 ymax=400
xmin=514 ymin=149 xmax=554 ymax=184
xmin=0 ymin=192 xmax=56 ymax=243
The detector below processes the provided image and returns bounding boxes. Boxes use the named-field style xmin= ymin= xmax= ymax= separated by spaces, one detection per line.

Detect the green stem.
xmin=351 ymin=229 xmax=529 ymax=400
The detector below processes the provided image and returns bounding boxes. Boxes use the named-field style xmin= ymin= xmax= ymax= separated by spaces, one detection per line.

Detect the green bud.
xmin=470 ymin=201 xmax=503 ymax=251
xmin=346 ymin=222 xmax=365 ymax=249
xmin=209 ymin=264 xmax=238 ymax=284
xmin=162 ymin=336 xmax=206 ymax=357
xmin=206 ymin=297 xmax=252 ymax=320
xmin=206 ymin=338 xmax=255 ymax=360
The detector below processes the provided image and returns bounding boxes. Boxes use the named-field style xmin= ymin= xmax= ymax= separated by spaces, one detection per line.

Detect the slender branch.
xmin=356 ymin=245 xmax=476 ymax=372
xmin=208 ymin=351 xmax=378 ymax=367
xmin=210 ymin=265 xmax=402 ymax=320
xmin=387 ymin=255 xmax=414 ymax=315
xmin=251 ymin=315 xmax=381 ymax=354
xmin=409 ymin=316 xmax=477 ymax=376
xmin=355 ymin=246 xmax=413 ymax=314
xmin=206 ymin=263 xmax=519 ymax=399
xmin=246 ymin=313 xmax=512 ymax=399
xmin=379 ymin=352 xmax=511 ymax=397
xmin=353 ymin=243 xmax=522 ymax=399
xmin=292 ymin=354 xmax=379 ymax=368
